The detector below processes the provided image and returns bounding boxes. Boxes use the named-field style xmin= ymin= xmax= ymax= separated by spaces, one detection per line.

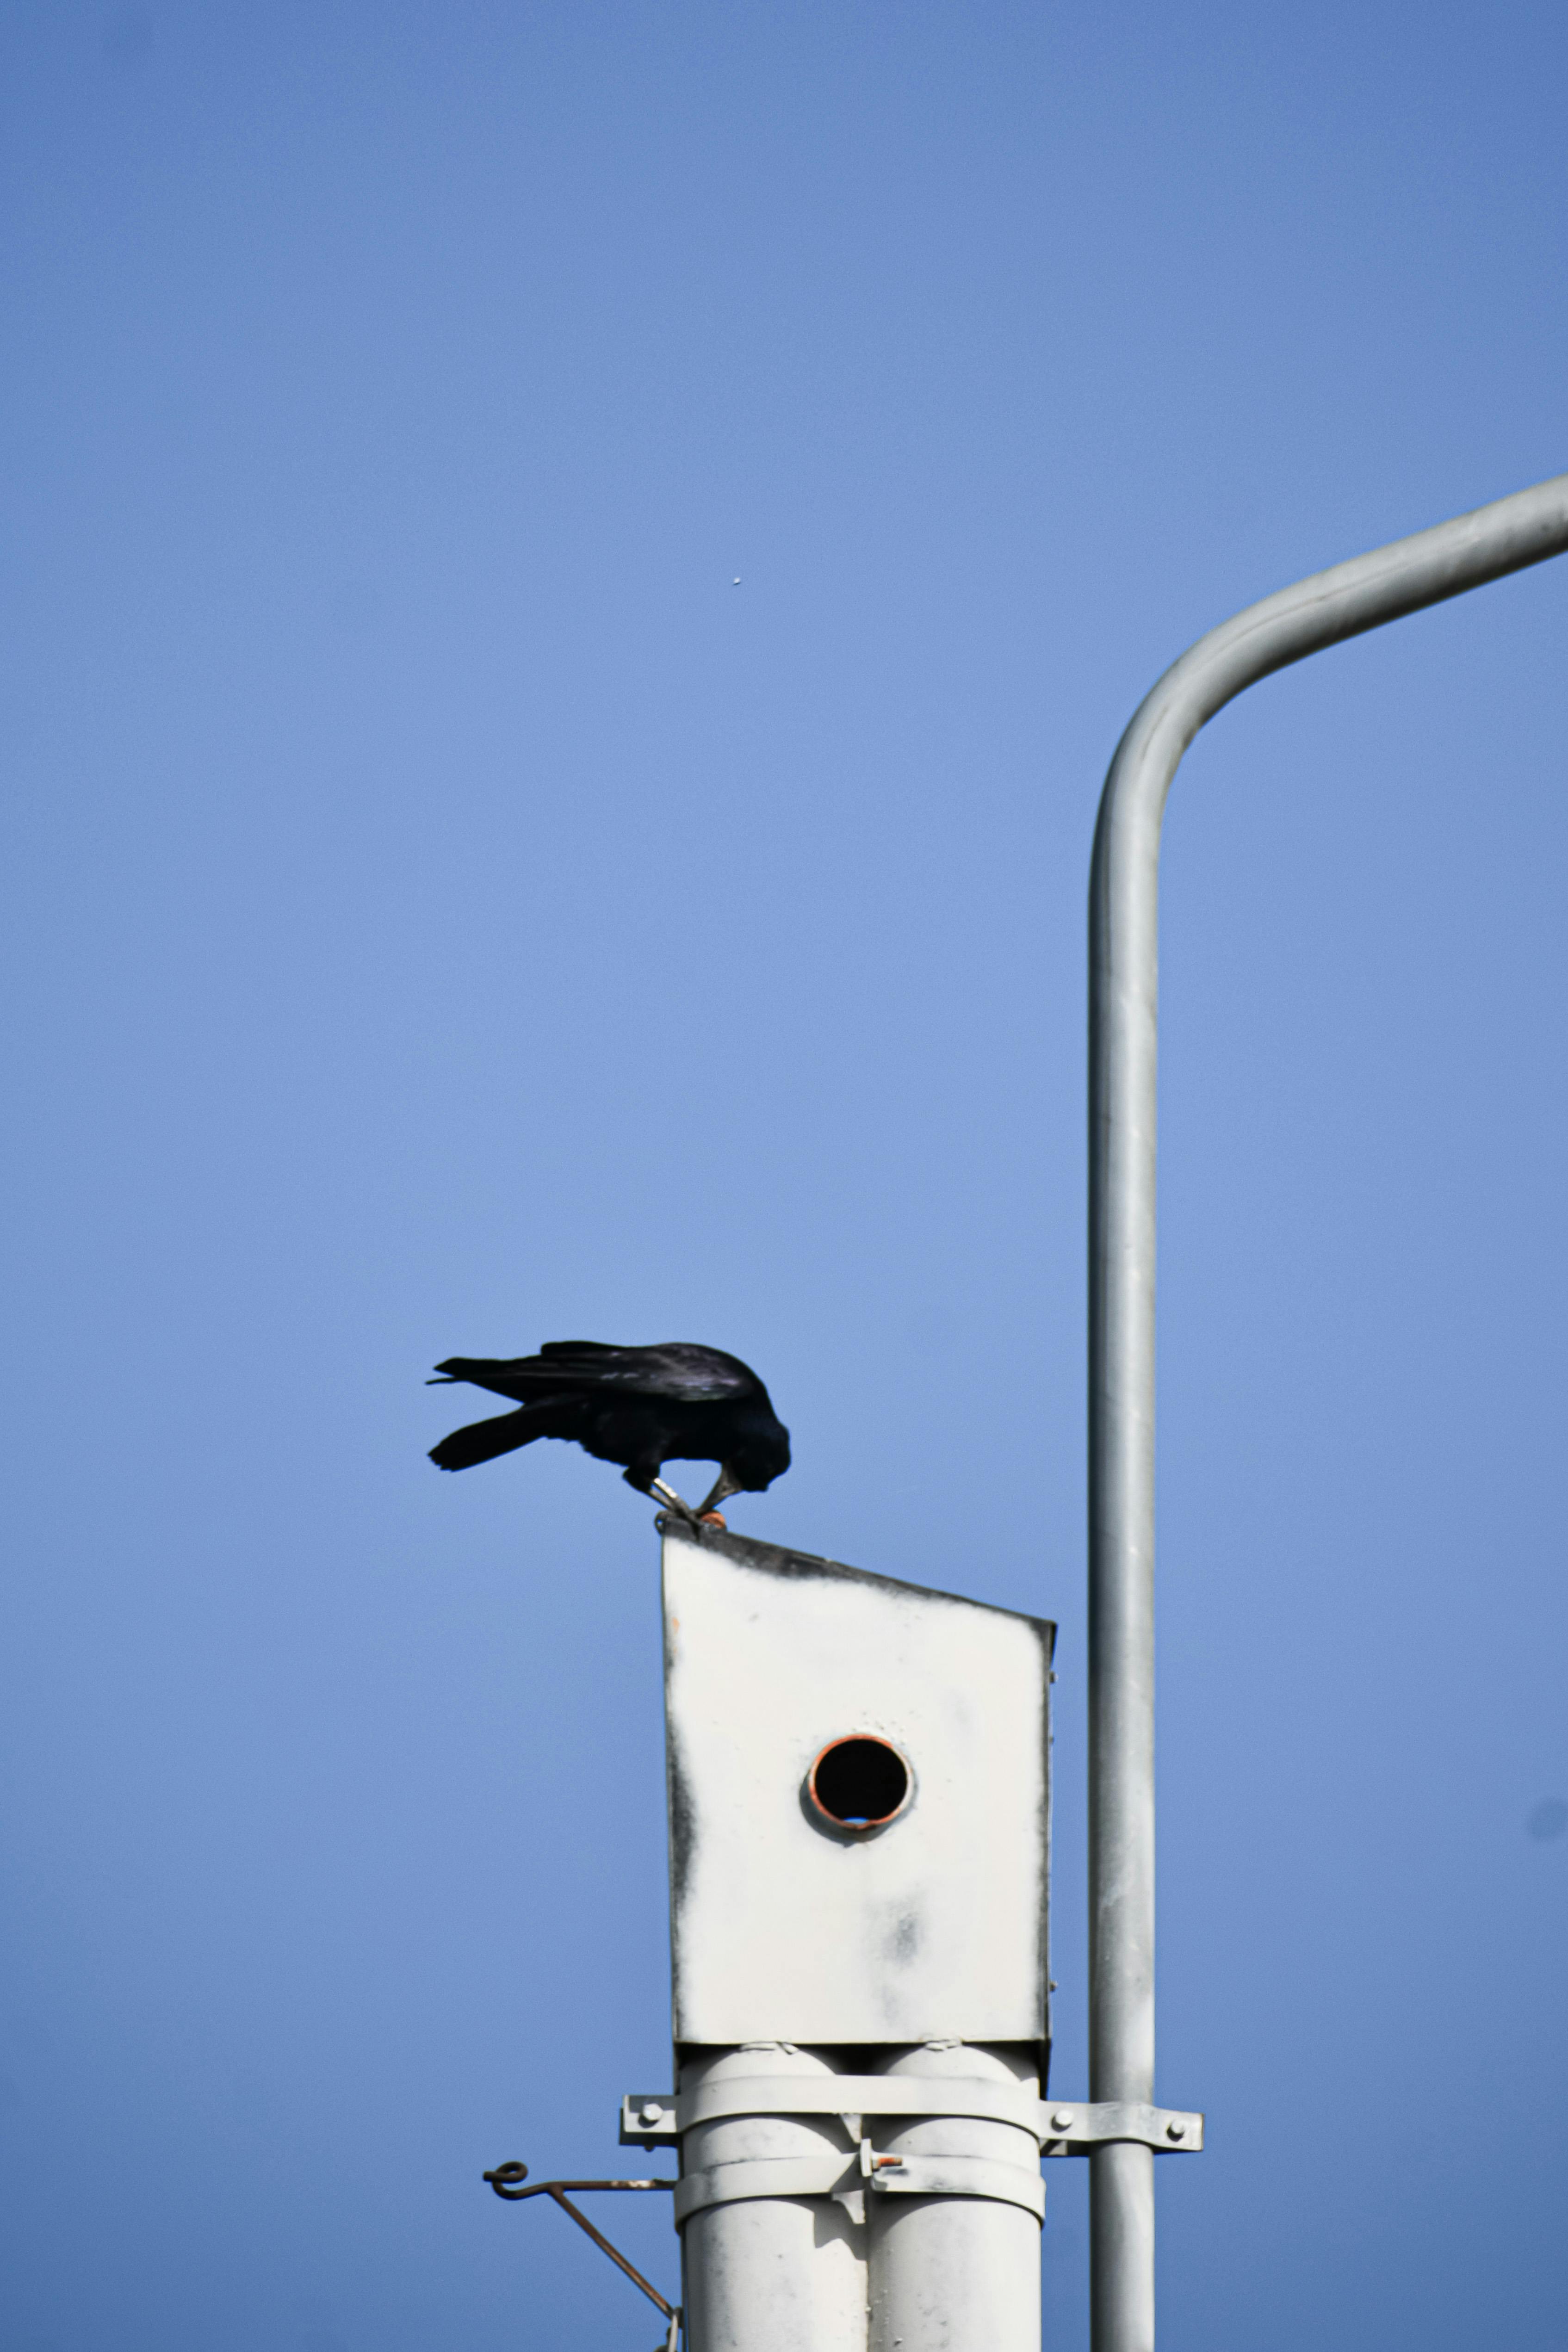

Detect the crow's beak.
xmin=696 ymin=1465 xmax=743 ymax=1516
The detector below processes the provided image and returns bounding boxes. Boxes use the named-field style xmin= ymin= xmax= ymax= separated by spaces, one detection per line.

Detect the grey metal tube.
xmin=867 ymin=2043 xmax=1041 ymax=2352
xmin=681 ymin=2044 xmax=867 ymax=2352
xmin=1087 ymin=472 xmax=1568 ymax=2352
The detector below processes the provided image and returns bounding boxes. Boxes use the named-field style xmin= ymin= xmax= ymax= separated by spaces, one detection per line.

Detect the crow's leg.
xmin=623 ymin=1461 xmax=700 ymax=1526
xmin=695 ymin=1465 xmax=743 ymax=1517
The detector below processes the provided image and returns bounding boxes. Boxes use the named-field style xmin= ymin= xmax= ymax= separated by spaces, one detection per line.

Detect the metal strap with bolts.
xmin=673 ymin=2139 xmax=1049 ymax=2225
xmin=620 ymin=2082 xmax=1203 ymax=2157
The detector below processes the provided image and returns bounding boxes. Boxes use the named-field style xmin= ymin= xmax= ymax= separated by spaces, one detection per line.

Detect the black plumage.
xmin=427 ymin=1339 xmax=790 ymax=1519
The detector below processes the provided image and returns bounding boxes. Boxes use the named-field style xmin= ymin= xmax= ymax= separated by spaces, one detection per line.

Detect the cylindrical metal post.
xmin=1088 ymin=473 xmax=1568 ymax=2352
xmin=680 ymin=2043 xmax=867 ymax=2352
xmin=867 ymin=2043 xmax=1041 ymax=2352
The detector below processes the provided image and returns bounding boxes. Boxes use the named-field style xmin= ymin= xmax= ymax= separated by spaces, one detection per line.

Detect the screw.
xmin=1166 ymin=2120 xmax=1186 ymax=2142
xmin=640 ymin=2103 xmax=666 ymax=2126
xmin=1051 ymin=2111 xmax=1075 ymax=2131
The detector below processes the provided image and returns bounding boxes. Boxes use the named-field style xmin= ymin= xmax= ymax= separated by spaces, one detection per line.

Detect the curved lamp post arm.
xmin=1086 ymin=472 xmax=1568 ymax=2352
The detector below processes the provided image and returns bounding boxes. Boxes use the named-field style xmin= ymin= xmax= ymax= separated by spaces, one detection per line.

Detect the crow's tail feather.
xmin=429 ymin=1404 xmax=554 ymax=1473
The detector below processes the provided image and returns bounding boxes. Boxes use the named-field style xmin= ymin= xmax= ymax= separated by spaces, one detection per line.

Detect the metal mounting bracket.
xmin=1036 ymin=2100 xmax=1203 ymax=2155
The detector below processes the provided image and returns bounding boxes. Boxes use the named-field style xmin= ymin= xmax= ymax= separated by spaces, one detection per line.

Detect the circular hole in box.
xmin=808 ymin=1736 xmax=911 ymax=1831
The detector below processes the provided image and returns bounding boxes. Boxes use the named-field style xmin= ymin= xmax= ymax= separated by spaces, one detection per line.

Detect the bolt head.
xmin=640 ymin=2103 xmax=665 ymax=2126
xmin=1050 ymin=2110 xmax=1075 ymax=2131
xmin=1165 ymin=2120 xmax=1186 ymax=2142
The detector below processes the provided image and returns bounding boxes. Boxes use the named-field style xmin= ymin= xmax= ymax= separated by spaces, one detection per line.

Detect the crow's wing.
xmin=535 ymin=1341 xmax=759 ymax=1398
xmin=431 ymin=1341 xmax=759 ymax=1403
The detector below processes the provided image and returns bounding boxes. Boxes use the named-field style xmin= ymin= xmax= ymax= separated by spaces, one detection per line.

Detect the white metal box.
xmin=661 ymin=1524 xmax=1054 ymax=2054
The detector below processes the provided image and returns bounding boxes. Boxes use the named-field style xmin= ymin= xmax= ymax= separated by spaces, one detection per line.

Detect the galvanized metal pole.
xmin=1087 ymin=472 xmax=1568 ymax=2352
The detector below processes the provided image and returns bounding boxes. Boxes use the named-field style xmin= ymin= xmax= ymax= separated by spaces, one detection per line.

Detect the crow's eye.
xmin=807 ymin=1736 xmax=911 ymax=1831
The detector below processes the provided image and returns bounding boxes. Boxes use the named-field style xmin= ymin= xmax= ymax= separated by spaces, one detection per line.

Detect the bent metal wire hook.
xmin=482 ymin=2160 xmax=680 ymax=2342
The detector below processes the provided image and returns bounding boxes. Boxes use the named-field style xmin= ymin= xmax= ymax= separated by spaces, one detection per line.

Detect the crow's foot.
xmin=649 ymin=1477 xmax=701 ymax=1527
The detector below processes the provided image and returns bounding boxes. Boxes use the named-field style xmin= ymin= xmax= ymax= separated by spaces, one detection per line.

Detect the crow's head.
xmin=717 ymin=1417 xmax=791 ymax=1501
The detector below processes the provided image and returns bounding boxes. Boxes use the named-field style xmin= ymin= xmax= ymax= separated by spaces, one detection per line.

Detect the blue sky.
xmin=1 ymin=5 xmax=1565 ymax=2348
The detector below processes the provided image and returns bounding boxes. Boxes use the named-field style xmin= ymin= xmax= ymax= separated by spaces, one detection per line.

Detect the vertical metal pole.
xmin=868 ymin=2043 xmax=1042 ymax=2352
xmin=1087 ymin=473 xmax=1568 ymax=2352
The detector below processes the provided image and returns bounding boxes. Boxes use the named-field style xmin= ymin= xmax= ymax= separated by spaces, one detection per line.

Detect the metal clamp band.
xmin=672 ymin=2141 xmax=1047 ymax=2226
xmin=626 ymin=2077 xmax=1032 ymax=2138
xmin=622 ymin=2085 xmax=1203 ymax=2156
xmin=673 ymin=2154 xmax=860 ymax=2224
xmin=861 ymin=2143 xmax=1047 ymax=2221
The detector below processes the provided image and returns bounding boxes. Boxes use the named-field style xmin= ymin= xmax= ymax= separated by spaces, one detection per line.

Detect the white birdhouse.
xmin=660 ymin=1522 xmax=1054 ymax=2055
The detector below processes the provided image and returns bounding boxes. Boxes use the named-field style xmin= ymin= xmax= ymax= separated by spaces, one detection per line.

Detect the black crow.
xmin=427 ymin=1339 xmax=790 ymax=1521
